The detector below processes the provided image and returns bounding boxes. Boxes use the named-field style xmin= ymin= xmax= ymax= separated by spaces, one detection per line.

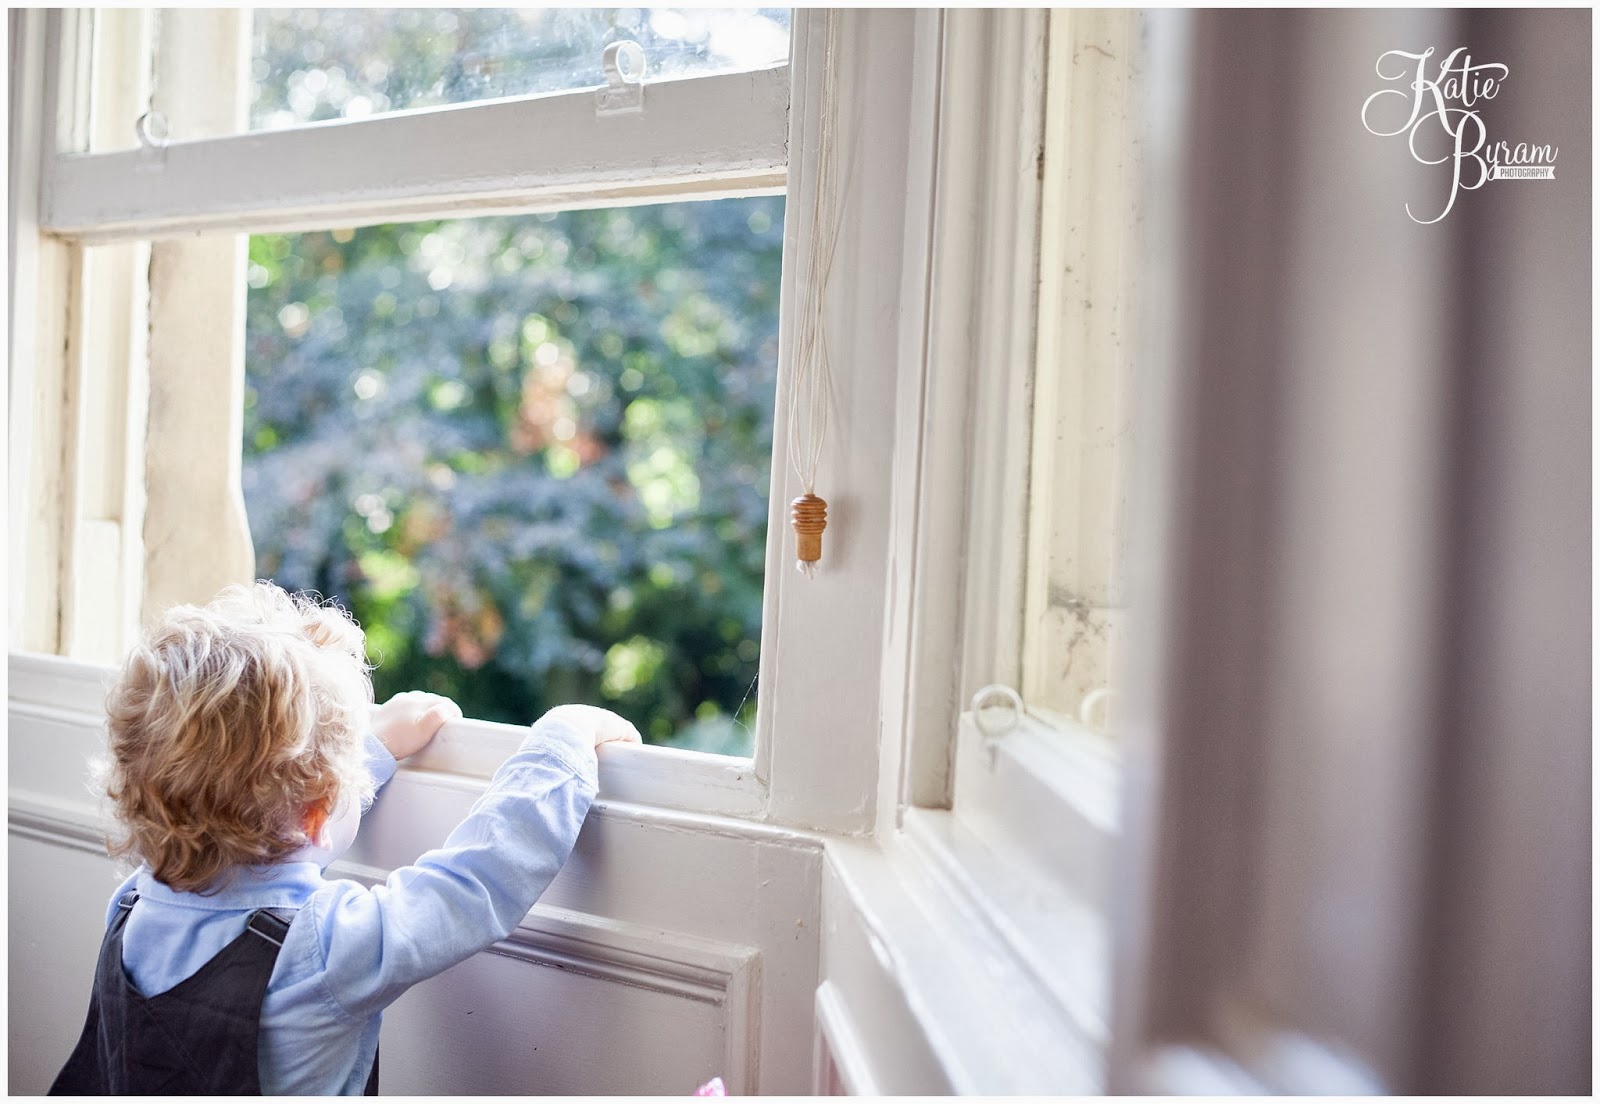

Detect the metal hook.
xmin=971 ymin=683 xmax=1024 ymax=767
xmin=1078 ymin=686 xmax=1117 ymax=734
xmin=135 ymin=110 xmax=169 ymax=151
xmin=597 ymin=40 xmax=646 ymax=116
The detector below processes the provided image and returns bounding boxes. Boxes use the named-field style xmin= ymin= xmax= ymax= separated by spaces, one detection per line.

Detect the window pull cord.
xmin=788 ymin=11 xmax=842 ymax=578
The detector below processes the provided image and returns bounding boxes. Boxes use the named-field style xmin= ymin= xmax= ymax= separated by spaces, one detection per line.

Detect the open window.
xmin=235 ymin=11 xmax=790 ymax=756
xmin=13 ymin=7 xmax=913 ymax=828
xmin=242 ymin=202 xmax=784 ymax=755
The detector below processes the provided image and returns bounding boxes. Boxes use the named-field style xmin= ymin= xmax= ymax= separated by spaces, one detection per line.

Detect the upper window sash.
xmin=46 ymin=66 xmax=790 ymax=243
xmin=41 ymin=9 xmax=790 ymax=243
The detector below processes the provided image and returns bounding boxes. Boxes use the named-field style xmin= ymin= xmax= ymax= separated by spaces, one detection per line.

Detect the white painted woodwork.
xmin=7 ymin=654 xmax=823 ymax=1095
xmin=59 ymin=241 xmax=150 ymax=664
xmin=951 ymin=712 xmax=1118 ymax=923
xmin=869 ymin=7 xmax=945 ymax=825
xmin=812 ymin=711 xmax=1120 ymax=1095
xmin=8 ymin=827 xmax=127 ymax=1089
xmin=806 ymin=18 xmax=1126 ymax=1091
xmin=875 ymin=7 xmax=1050 ymax=818
xmin=8 ymin=10 xmax=71 ymax=653
xmin=817 ymin=835 xmax=1104 ymax=1094
xmin=45 ymin=67 xmax=789 ymax=243
xmin=753 ymin=9 xmax=929 ymax=834
xmin=51 ymin=8 xmax=95 ymax=156
xmin=811 ymin=982 xmax=878 ymax=1095
xmin=409 ymin=717 xmax=767 ymax=820
xmin=945 ymin=9 xmax=1047 ymax=708
xmin=84 ymin=8 xmax=151 ymax=153
xmin=140 ymin=236 xmax=257 ymax=620
xmin=138 ymin=11 xmax=256 ymax=623
xmin=44 ymin=13 xmax=156 ymax=664
xmin=149 ymin=9 xmax=249 ymax=145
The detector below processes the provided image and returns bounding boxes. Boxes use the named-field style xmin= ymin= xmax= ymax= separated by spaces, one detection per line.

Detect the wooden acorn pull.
xmin=790 ymin=493 xmax=828 ymax=576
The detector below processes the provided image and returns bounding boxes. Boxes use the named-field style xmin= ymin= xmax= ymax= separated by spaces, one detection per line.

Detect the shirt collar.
xmin=133 ymin=861 xmax=325 ymax=912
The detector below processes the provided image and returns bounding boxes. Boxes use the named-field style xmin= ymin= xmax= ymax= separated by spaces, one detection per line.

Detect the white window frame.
xmin=821 ymin=7 xmax=1143 ymax=1090
xmin=9 ymin=8 xmax=934 ymax=834
xmin=941 ymin=5 xmax=1140 ymax=914
xmin=872 ymin=6 xmax=1138 ymax=862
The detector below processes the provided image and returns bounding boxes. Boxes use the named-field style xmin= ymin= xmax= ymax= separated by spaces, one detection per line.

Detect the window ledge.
xmin=406 ymin=716 xmax=766 ymax=819
xmin=952 ymin=709 xmax=1120 ymax=915
xmin=900 ymin=805 xmax=1111 ymax=1048
xmin=818 ymin=710 xmax=1123 ymax=1090
xmin=7 ymin=651 xmax=769 ymax=822
xmin=823 ymin=825 xmax=1107 ymax=1093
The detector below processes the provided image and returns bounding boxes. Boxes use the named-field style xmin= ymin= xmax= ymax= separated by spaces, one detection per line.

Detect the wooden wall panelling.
xmin=8 ymin=655 xmax=824 ymax=1095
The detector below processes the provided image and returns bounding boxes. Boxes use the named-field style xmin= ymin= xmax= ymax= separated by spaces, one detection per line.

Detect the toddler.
xmin=50 ymin=582 xmax=639 ymax=1095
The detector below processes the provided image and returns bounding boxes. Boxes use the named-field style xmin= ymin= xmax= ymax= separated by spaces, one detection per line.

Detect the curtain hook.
xmin=597 ymin=41 xmax=646 ymax=116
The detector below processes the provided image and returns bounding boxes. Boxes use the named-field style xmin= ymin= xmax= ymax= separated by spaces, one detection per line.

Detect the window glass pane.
xmin=1020 ymin=11 xmax=1139 ymax=737
xmin=241 ymin=198 xmax=783 ymax=755
xmin=250 ymin=8 xmax=792 ymax=130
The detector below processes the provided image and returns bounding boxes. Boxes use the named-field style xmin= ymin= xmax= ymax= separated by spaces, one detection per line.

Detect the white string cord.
xmin=786 ymin=11 xmax=842 ymax=505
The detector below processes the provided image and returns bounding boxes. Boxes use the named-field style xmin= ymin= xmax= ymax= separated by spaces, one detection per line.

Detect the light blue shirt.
xmin=104 ymin=716 xmax=599 ymax=1095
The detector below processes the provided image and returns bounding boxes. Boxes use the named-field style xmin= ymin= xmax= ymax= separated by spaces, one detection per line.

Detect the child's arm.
xmin=302 ymin=705 xmax=638 ymax=1020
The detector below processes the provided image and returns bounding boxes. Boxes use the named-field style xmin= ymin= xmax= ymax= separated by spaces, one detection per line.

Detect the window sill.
xmin=951 ymin=707 xmax=1120 ymax=915
xmin=817 ymin=710 xmax=1121 ymax=1094
xmin=823 ymin=816 xmax=1108 ymax=1093
xmin=406 ymin=716 xmax=765 ymax=819
xmin=900 ymin=805 xmax=1110 ymax=1048
xmin=7 ymin=651 xmax=768 ymax=821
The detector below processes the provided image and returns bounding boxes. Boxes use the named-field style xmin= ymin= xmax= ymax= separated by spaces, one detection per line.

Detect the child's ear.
xmin=301 ymin=797 xmax=333 ymax=843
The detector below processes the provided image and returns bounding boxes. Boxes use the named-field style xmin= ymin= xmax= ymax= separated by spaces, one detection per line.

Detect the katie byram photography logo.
xmin=1361 ymin=47 xmax=1558 ymax=224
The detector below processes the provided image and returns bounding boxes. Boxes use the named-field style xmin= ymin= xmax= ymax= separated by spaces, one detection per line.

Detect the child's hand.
xmin=372 ymin=691 xmax=463 ymax=760
xmin=537 ymin=704 xmax=643 ymax=752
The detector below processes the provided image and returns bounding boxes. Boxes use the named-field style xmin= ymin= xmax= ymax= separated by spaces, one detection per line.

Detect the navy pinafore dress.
xmin=49 ymin=892 xmax=380 ymax=1095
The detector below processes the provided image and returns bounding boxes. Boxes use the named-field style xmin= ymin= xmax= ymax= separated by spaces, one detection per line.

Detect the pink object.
xmin=694 ymin=1076 xmax=726 ymax=1096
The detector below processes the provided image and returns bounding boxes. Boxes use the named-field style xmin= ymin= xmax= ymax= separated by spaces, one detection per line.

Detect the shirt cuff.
xmin=523 ymin=712 xmax=600 ymax=786
xmin=363 ymin=731 xmax=399 ymax=792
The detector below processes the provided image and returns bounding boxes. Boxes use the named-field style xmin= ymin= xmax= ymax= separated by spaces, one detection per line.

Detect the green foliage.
xmin=242 ymin=198 xmax=782 ymax=754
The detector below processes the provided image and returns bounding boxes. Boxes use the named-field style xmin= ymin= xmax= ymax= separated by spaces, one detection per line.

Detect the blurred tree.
xmin=241 ymin=13 xmax=786 ymax=754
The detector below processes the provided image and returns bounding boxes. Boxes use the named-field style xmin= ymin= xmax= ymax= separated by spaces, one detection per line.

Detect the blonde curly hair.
xmin=100 ymin=582 xmax=375 ymax=893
